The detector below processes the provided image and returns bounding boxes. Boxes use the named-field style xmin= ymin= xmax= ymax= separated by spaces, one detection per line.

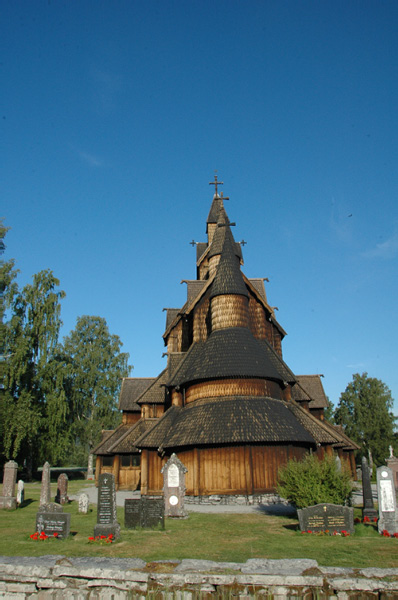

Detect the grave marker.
xmin=17 ymin=480 xmax=24 ymax=506
xmin=361 ymin=456 xmax=378 ymax=521
xmin=376 ymin=466 xmax=398 ymax=535
xmin=125 ymin=496 xmax=165 ymax=529
xmin=55 ymin=473 xmax=68 ymax=505
xmin=161 ymin=453 xmax=188 ymax=518
xmin=36 ymin=502 xmax=71 ymax=538
xmin=39 ymin=462 xmax=51 ymax=507
xmin=94 ymin=473 xmax=120 ymax=539
xmin=0 ymin=460 xmax=18 ymax=509
xmin=297 ymin=503 xmax=354 ymax=534
xmin=78 ymin=492 xmax=89 ymax=514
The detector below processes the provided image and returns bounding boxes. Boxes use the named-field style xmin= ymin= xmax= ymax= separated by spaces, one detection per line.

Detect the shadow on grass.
xmin=254 ymin=504 xmax=297 ymax=517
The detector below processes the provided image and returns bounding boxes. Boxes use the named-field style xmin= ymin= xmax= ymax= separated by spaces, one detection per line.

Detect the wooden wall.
xmin=144 ymin=444 xmax=309 ymax=496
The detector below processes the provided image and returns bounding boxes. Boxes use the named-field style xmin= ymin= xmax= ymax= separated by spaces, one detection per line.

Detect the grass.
xmin=0 ymin=481 xmax=397 ymax=569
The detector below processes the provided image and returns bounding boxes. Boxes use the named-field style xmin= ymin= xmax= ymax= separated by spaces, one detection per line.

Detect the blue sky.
xmin=2 ymin=1 xmax=398 ymax=416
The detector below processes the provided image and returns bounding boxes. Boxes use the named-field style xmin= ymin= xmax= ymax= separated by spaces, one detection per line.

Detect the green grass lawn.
xmin=0 ymin=482 xmax=396 ymax=569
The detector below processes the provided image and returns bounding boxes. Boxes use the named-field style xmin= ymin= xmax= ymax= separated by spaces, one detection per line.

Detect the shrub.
xmin=276 ymin=454 xmax=353 ymax=509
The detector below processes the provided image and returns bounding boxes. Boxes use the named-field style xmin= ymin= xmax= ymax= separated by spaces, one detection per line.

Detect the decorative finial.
xmin=209 ymin=171 xmax=223 ymax=196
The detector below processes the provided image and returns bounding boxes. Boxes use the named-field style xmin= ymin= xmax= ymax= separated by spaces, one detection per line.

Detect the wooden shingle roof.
xmin=108 ymin=419 xmax=156 ymax=454
xmin=119 ymin=378 xmax=155 ymax=411
xmin=93 ymin=424 xmax=131 ymax=455
xmin=168 ymin=327 xmax=295 ymax=388
xmin=137 ymin=369 xmax=168 ymax=405
xmin=295 ymin=375 xmax=328 ymax=409
xmin=136 ymin=396 xmax=316 ymax=449
xmin=209 ymin=229 xmax=248 ymax=299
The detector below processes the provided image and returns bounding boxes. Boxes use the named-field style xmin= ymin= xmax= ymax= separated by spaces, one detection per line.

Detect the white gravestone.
xmin=17 ymin=480 xmax=24 ymax=505
xmin=377 ymin=466 xmax=398 ymax=535
xmin=78 ymin=492 xmax=89 ymax=514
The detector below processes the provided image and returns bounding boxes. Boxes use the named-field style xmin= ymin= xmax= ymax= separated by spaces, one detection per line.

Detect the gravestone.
xmin=55 ymin=473 xmax=68 ymax=505
xmin=361 ymin=456 xmax=378 ymax=521
xmin=0 ymin=460 xmax=18 ymax=509
xmin=376 ymin=466 xmax=398 ymax=535
xmin=87 ymin=453 xmax=95 ymax=480
xmin=78 ymin=492 xmax=89 ymax=514
xmin=36 ymin=501 xmax=71 ymax=538
xmin=386 ymin=448 xmax=398 ymax=491
xmin=17 ymin=480 xmax=24 ymax=506
xmin=297 ymin=503 xmax=354 ymax=534
xmin=125 ymin=496 xmax=165 ymax=529
xmin=161 ymin=453 xmax=188 ymax=518
xmin=94 ymin=473 xmax=120 ymax=539
xmin=39 ymin=462 xmax=51 ymax=507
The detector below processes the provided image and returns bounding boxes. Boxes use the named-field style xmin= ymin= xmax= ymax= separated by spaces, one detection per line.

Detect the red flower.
xmin=393 ymin=533 xmax=398 ymax=538
xmin=382 ymin=530 xmax=390 ymax=537
xmin=363 ymin=516 xmax=370 ymax=523
xmin=53 ymin=533 xmax=59 ymax=538
xmin=30 ymin=532 xmax=39 ymax=540
xmin=88 ymin=537 xmax=95 ymax=542
xmin=373 ymin=518 xmax=378 ymax=523
xmin=108 ymin=534 xmax=114 ymax=539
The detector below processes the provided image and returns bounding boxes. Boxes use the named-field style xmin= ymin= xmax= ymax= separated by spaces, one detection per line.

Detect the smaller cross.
xmin=218 ymin=221 xmax=236 ymax=228
xmin=189 ymin=240 xmax=197 ymax=246
xmin=209 ymin=172 xmax=223 ymax=195
xmin=240 ymin=240 xmax=247 ymax=246
xmin=220 ymin=192 xmax=229 ymax=201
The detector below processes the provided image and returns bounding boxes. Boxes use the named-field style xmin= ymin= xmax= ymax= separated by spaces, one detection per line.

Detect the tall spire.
xmin=210 ymin=223 xmax=248 ymax=300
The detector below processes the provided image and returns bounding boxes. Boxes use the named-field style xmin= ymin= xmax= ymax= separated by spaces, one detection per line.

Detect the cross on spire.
xmin=209 ymin=172 xmax=223 ymax=196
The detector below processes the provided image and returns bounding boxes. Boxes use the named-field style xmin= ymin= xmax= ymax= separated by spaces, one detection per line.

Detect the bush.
xmin=276 ymin=454 xmax=353 ymax=509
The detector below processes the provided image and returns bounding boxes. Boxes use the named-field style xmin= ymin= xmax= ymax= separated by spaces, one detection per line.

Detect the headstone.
xmin=55 ymin=473 xmax=68 ymax=505
xmin=94 ymin=473 xmax=120 ymax=539
xmin=125 ymin=496 xmax=165 ymax=529
xmin=39 ymin=462 xmax=51 ymax=507
xmin=78 ymin=492 xmax=89 ymax=514
xmin=87 ymin=453 xmax=95 ymax=480
xmin=0 ymin=460 xmax=18 ymax=509
xmin=297 ymin=503 xmax=354 ymax=534
xmin=17 ymin=480 xmax=24 ymax=506
xmin=386 ymin=449 xmax=398 ymax=491
xmin=361 ymin=456 xmax=378 ymax=521
xmin=376 ymin=466 xmax=398 ymax=535
xmin=36 ymin=502 xmax=70 ymax=538
xmin=335 ymin=455 xmax=342 ymax=472
xmin=161 ymin=453 xmax=188 ymax=518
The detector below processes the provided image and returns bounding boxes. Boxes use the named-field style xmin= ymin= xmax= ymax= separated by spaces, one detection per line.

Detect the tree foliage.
xmin=334 ymin=372 xmax=396 ymax=466
xmin=276 ymin=454 xmax=353 ymax=508
xmin=60 ymin=315 xmax=132 ymax=462
xmin=3 ymin=269 xmax=66 ymax=471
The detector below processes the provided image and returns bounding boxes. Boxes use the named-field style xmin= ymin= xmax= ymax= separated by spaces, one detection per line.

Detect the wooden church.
xmin=94 ymin=178 xmax=358 ymax=497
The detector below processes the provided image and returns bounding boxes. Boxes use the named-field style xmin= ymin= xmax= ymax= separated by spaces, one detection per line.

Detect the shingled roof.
xmin=119 ymin=378 xmax=155 ymax=411
xmin=295 ymin=375 xmax=328 ymax=409
xmin=168 ymin=327 xmax=294 ymax=387
xmin=108 ymin=419 xmax=157 ymax=453
xmin=136 ymin=396 xmax=316 ymax=449
xmin=93 ymin=424 xmax=132 ymax=455
xmin=209 ymin=227 xmax=248 ymax=299
xmin=137 ymin=369 xmax=168 ymax=405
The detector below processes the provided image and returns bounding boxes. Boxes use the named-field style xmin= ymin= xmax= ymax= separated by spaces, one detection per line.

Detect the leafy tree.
xmin=61 ymin=315 xmax=132 ymax=464
xmin=334 ymin=373 xmax=396 ymax=466
xmin=3 ymin=269 xmax=66 ymax=473
xmin=323 ymin=397 xmax=335 ymax=423
xmin=277 ymin=454 xmax=352 ymax=508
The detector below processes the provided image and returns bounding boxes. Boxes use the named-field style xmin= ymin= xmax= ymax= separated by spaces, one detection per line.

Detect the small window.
xmin=121 ymin=454 xmax=141 ymax=467
xmin=102 ymin=455 xmax=113 ymax=467
xmin=132 ymin=455 xmax=140 ymax=467
xmin=121 ymin=455 xmax=131 ymax=467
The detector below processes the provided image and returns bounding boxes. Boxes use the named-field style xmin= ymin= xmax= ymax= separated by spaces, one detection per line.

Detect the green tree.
xmin=3 ymin=269 xmax=66 ymax=473
xmin=334 ymin=372 xmax=396 ymax=466
xmin=61 ymin=315 xmax=132 ymax=464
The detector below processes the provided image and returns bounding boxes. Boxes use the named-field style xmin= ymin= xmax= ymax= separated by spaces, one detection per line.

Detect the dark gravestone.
xmin=55 ymin=473 xmax=68 ymax=505
xmin=94 ymin=473 xmax=120 ymax=539
xmin=0 ymin=460 xmax=18 ymax=509
xmin=298 ymin=503 xmax=354 ymax=534
xmin=377 ymin=466 xmax=398 ymax=535
xmin=125 ymin=496 xmax=165 ymax=529
xmin=36 ymin=502 xmax=70 ymax=538
xmin=161 ymin=453 xmax=188 ymax=518
xmin=361 ymin=456 xmax=378 ymax=521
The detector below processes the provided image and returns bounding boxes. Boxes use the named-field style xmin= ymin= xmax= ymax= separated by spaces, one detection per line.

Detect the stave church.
xmin=94 ymin=178 xmax=358 ymax=498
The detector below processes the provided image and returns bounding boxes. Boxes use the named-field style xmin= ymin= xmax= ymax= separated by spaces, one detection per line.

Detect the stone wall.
xmin=184 ymin=493 xmax=288 ymax=505
xmin=1 ymin=556 xmax=398 ymax=599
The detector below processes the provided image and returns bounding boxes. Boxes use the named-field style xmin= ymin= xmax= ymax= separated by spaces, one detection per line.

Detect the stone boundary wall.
xmin=1 ymin=556 xmax=398 ymax=599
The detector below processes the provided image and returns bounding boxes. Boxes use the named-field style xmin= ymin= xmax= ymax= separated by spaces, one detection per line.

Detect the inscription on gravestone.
xmin=94 ymin=473 xmax=120 ymax=539
xmin=297 ymin=503 xmax=354 ymax=534
xmin=376 ymin=466 xmax=398 ymax=535
xmin=125 ymin=496 xmax=165 ymax=529
xmin=36 ymin=502 xmax=71 ymax=538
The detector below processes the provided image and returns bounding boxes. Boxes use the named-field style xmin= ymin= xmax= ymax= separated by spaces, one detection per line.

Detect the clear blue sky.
xmin=2 ymin=1 xmax=398 ymax=416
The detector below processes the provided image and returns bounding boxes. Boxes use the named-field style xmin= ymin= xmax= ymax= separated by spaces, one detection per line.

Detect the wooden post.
xmin=325 ymin=444 xmax=333 ymax=457
xmin=141 ymin=450 xmax=148 ymax=495
xmin=113 ymin=454 xmax=120 ymax=491
xmin=193 ymin=448 xmax=200 ymax=496
xmin=95 ymin=456 xmax=101 ymax=485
